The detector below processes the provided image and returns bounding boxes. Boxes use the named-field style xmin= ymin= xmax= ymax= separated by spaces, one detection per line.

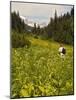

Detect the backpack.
xmin=62 ymin=48 xmax=66 ymax=54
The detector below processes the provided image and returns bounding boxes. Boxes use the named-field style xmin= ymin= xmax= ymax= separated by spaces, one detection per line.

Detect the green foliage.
xmin=11 ymin=11 xmax=26 ymax=33
xmin=33 ymin=35 xmax=38 ymax=39
xmin=12 ymin=32 xmax=31 ymax=48
xmin=11 ymin=36 xmax=73 ymax=98
xmin=11 ymin=8 xmax=74 ymax=98
xmin=46 ymin=8 xmax=74 ymax=45
xmin=32 ymin=23 xmax=37 ymax=34
xmin=11 ymin=8 xmax=74 ymax=45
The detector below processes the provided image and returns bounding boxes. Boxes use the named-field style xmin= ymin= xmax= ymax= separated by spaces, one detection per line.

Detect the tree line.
xmin=46 ymin=8 xmax=74 ymax=45
xmin=11 ymin=11 xmax=26 ymax=33
xmin=11 ymin=7 xmax=74 ymax=45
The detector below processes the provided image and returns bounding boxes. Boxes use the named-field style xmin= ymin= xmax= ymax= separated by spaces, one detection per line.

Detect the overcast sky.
xmin=11 ymin=2 xmax=73 ymax=27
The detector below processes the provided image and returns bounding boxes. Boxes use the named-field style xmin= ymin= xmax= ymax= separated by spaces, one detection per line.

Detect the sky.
xmin=11 ymin=2 xmax=73 ymax=27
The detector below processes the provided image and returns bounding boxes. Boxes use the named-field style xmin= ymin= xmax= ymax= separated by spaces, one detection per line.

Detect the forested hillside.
xmin=46 ymin=8 xmax=74 ymax=45
xmin=11 ymin=7 xmax=74 ymax=45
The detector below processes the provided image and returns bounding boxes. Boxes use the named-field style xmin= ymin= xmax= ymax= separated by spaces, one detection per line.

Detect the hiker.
xmin=58 ymin=44 xmax=66 ymax=57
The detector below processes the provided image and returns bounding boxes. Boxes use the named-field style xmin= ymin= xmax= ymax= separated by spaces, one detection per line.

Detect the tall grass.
xmin=11 ymin=36 xmax=73 ymax=98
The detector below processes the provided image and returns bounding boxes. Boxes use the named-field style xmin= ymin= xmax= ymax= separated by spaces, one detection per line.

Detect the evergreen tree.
xmin=11 ymin=11 xmax=26 ymax=33
xmin=37 ymin=24 xmax=41 ymax=35
xmin=46 ymin=8 xmax=74 ymax=45
xmin=32 ymin=23 xmax=37 ymax=34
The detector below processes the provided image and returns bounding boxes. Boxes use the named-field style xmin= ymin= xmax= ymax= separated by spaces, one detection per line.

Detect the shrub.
xmin=12 ymin=33 xmax=31 ymax=48
xmin=34 ymin=35 xmax=38 ymax=39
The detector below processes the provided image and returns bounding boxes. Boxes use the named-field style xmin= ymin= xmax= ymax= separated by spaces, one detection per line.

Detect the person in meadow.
xmin=58 ymin=44 xmax=66 ymax=58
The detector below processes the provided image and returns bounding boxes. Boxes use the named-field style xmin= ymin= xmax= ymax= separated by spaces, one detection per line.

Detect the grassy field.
xmin=11 ymin=36 xmax=74 ymax=98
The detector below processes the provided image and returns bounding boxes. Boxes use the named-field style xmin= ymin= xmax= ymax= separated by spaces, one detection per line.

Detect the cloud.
xmin=11 ymin=2 xmax=73 ymax=27
xmin=11 ymin=2 xmax=73 ymax=16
